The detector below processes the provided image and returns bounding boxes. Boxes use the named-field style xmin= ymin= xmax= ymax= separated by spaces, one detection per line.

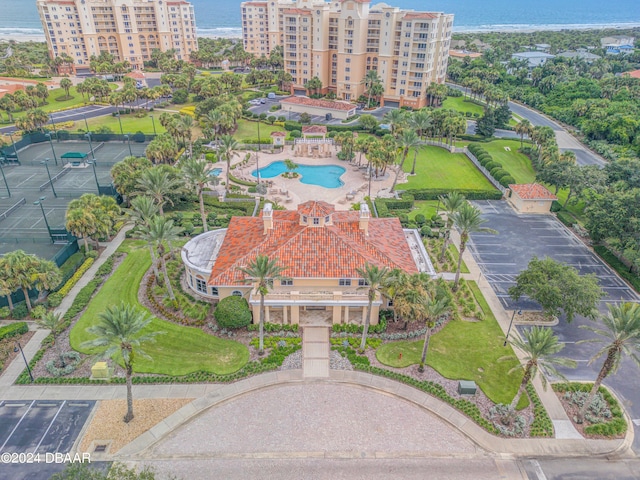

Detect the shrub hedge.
xmin=57 ymin=258 xmax=95 ymax=297
xmin=556 ymin=211 xmax=576 ymax=227
xmin=410 ymin=189 xmax=503 ymax=200
xmin=0 ymin=322 xmax=29 ymax=341
xmin=215 ymin=295 xmax=252 ymax=329
xmin=593 ymin=245 xmax=640 ymax=292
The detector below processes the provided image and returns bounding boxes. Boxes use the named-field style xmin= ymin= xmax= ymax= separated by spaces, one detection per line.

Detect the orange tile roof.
xmin=208 ymin=206 xmax=418 ymax=285
xmin=281 ymin=96 xmax=356 ymax=112
xmin=126 ymin=71 xmax=145 ymax=79
xmin=302 ymin=125 xmax=328 ymax=135
xmin=623 ymin=69 xmax=640 ymax=79
xmin=509 ymin=183 xmax=557 ymax=200
xmin=403 ymin=12 xmax=439 ymax=20
xmin=298 ymin=200 xmax=334 ymax=217
xmin=270 ymin=131 xmax=287 ymax=137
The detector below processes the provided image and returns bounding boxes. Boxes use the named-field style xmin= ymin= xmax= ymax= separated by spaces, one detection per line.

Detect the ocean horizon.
xmin=2 ymin=0 xmax=639 ymax=39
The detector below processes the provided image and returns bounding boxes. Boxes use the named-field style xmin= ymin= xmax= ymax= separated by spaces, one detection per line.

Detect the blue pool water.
xmin=252 ymin=162 xmax=346 ymax=188
xmin=208 ymin=168 xmax=222 ymax=177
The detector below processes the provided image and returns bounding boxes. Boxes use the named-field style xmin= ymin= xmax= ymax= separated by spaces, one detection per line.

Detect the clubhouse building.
xmin=181 ymin=201 xmax=434 ymax=325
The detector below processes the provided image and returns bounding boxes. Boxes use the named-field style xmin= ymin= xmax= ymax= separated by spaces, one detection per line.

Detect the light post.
xmin=116 ymin=113 xmax=124 ymax=136
xmin=85 ymin=132 xmax=95 ymax=160
xmin=150 ymin=115 xmax=157 ymax=136
xmin=0 ymin=161 xmax=10 ymax=197
xmin=503 ymin=309 xmax=522 ymax=347
xmin=45 ymin=133 xmax=58 ymax=166
xmin=8 ymin=132 xmax=19 ymax=163
xmin=34 ymin=196 xmax=52 ymax=238
xmin=49 ymin=114 xmax=57 ymax=137
xmin=124 ymin=134 xmax=132 ymax=157
xmin=83 ymin=113 xmax=89 ymax=132
xmin=87 ymin=160 xmax=100 ymax=191
xmin=368 ymin=164 xmax=372 ymax=199
xmin=14 ymin=342 xmax=34 ymax=382
xmin=41 ymin=158 xmax=57 ymax=198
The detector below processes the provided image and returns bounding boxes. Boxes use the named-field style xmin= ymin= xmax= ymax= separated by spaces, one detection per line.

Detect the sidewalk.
xmin=449 ymin=228 xmax=582 ymax=439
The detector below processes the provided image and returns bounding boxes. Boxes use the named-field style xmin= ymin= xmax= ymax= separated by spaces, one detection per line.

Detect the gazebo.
xmin=294 ymin=125 xmax=333 ymax=158
xmin=61 ymin=151 xmax=88 ymax=167
xmin=270 ymin=131 xmax=286 ymax=147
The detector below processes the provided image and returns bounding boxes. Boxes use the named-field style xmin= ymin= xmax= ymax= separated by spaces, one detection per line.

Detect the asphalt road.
xmin=468 ymin=200 xmax=640 ymax=454
xmin=447 ymin=83 xmax=605 ymax=167
xmin=523 ymin=458 xmax=640 ymax=480
xmin=0 ymin=399 xmax=97 ymax=480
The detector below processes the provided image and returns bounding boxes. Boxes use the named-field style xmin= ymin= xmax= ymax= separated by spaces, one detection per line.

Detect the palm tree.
xmin=503 ymin=326 xmax=576 ymax=410
xmin=0 ymin=258 xmax=18 ymax=310
xmin=59 ymin=78 xmax=72 ymax=99
xmin=576 ymin=302 xmax=640 ymax=423
xmin=237 ymin=255 xmax=286 ymax=354
xmin=4 ymin=250 xmax=39 ymax=311
xmin=514 ymin=119 xmax=532 ymax=148
xmin=37 ymin=312 xmax=66 ymax=367
xmin=136 ymin=167 xmax=183 ymax=215
xmin=383 ymin=109 xmax=407 ymax=138
xmin=390 ymin=130 xmax=420 ymax=193
xmin=439 ymin=192 xmax=467 ymax=262
xmin=141 ymin=216 xmax=182 ymax=300
xmin=129 ymin=196 xmax=160 ymax=280
xmin=181 ymin=157 xmax=210 ymax=232
xmin=81 ymin=303 xmax=163 ymax=423
xmin=177 ymin=115 xmax=195 ymax=157
xmin=32 ymin=259 xmax=62 ymax=300
xmin=409 ymin=110 xmax=432 ymax=141
xmin=219 ymin=134 xmax=240 ymax=194
xmin=356 ymin=263 xmax=391 ymax=351
xmin=451 ymin=203 xmax=496 ymax=290
xmin=361 ymin=69 xmax=381 ymax=108
xmin=418 ymin=290 xmax=451 ymax=372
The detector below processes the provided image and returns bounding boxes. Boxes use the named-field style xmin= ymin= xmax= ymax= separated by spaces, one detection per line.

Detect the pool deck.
xmin=211 ymin=149 xmax=402 ymax=210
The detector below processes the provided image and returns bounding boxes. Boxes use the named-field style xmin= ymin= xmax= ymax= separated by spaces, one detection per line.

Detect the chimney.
xmin=263 ymin=203 xmax=273 ymax=234
xmin=359 ymin=202 xmax=370 ymax=236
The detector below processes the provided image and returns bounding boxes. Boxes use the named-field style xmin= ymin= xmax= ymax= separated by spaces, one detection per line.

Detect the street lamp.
xmin=124 ymin=134 xmax=132 ymax=157
xmin=87 ymin=160 xmax=100 ymax=191
xmin=150 ymin=115 xmax=157 ymax=136
xmin=503 ymin=309 xmax=522 ymax=347
xmin=85 ymin=132 xmax=95 ymax=160
xmin=49 ymin=114 xmax=58 ymax=136
xmin=83 ymin=113 xmax=89 ymax=132
xmin=14 ymin=342 xmax=34 ymax=382
xmin=116 ymin=113 xmax=124 ymax=136
xmin=0 ymin=161 xmax=10 ymax=197
xmin=45 ymin=133 xmax=58 ymax=166
xmin=8 ymin=132 xmax=19 ymax=163
xmin=34 ymin=196 xmax=52 ymax=238
xmin=41 ymin=158 xmax=57 ymax=198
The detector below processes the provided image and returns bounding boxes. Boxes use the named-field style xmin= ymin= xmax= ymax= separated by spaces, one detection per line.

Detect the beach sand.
xmin=0 ymin=34 xmax=46 ymax=43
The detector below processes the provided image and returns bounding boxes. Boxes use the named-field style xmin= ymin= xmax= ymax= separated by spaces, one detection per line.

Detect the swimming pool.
xmin=208 ymin=168 xmax=222 ymax=177
xmin=251 ymin=162 xmax=346 ymax=188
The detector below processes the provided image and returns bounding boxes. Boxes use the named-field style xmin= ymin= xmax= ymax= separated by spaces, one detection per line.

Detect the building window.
xmin=232 ymin=290 xmax=243 ymax=297
xmin=324 ymin=216 xmax=330 ymax=223
xmin=339 ymin=279 xmax=352 ymax=286
xmin=302 ymin=215 xmax=308 ymax=223
xmin=281 ymin=279 xmax=293 ymax=286
xmin=210 ymin=287 xmax=219 ymax=296
xmin=313 ymin=217 xmax=320 ymax=225
xmin=358 ymin=279 xmax=368 ymax=286
xmin=195 ymin=278 xmax=207 ymax=294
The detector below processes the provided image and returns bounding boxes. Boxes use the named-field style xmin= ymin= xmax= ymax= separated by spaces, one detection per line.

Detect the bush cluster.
xmin=145 ymin=275 xmax=204 ymax=327
xmin=0 ymin=322 xmax=29 ymax=341
xmin=57 ymin=258 xmax=95 ymax=297
xmin=467 ymin=143 xmax=515 ymax=188
xmin=29 ymin=305 xmax=47 ymax=320
xmin=556 ymin=211 xmax=576 ymax=227
xmin=331 ymin=315 xmax=388 ymax=335
xmin=333 ymin=344 xmax=370 ymax=366
xmin=247 ymin=322 xmax=299 ymax=333
xmin=409 ymin=189 xmax=503 ymax=201
xmin=45 ymin=352 xmax=81 ymax=377
xmin=526 ymin=384 xmax=554 ymax=437
xmin=10 ymin=303 xmax=28 ymax=320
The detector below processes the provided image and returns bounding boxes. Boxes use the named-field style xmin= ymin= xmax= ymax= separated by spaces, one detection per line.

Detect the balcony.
xmin=254 ymin=288 xmax=371 ymax=305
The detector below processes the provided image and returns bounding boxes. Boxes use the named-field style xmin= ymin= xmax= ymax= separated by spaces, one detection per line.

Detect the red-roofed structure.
xmin=623 ymin=69 xmax=640 ymax=79
xmin=508 ymin=183 xmax=557 ymax=213
xmin=281 ymin=96 xmax=357 ymax=120
xmin=181 ymin=201 xmax=434 ymax=325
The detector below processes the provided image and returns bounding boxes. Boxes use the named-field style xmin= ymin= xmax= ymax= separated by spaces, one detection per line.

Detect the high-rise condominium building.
xmin=241 ymin=0 xmax=453 ymax=108
xmin=36 ymin=0 xmax=198 ymax=74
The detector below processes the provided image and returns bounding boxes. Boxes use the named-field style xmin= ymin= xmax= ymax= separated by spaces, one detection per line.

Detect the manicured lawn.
xmin=402 ymin=146 xmax=496 ymax=191
xmin=482 ymin=139 xmax=536 ymax=184
xmin=554 ymin=189 xmax=586 ymax=224
xmin=442 ymin=97 xmax=484 ymax=116
xmin=409 ymin=200 xmax=439 ymax=220
xmin=84 ymin=112 xmax=167 ymax=135
xmin=234 ymin=118 xmax=285 ymax=141
xmin=70 ymin=240 xmax=249 ymax=376
xmin=376 ymin=281 xmax=527 ymax=407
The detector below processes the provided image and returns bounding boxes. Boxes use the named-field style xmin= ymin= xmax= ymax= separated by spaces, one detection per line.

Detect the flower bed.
xmin=57 ymin=258 xmax=95 ymax=297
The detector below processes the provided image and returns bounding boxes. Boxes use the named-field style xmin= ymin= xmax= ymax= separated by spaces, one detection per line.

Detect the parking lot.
xmin=0 ymin=400 xmax=100 ymax=480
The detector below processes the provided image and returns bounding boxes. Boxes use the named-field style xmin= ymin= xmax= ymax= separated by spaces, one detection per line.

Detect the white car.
xmin=249 ymin=99 xmax=261 ymax=106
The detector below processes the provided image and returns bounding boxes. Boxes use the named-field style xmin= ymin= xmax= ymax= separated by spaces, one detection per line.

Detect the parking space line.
xmin=0 ymin=400 xmax=35 ymax=453
xmin=476 ymin=262 xmax=517 ymax=265
xmin=33 ymin=401 xmax=65 ymax=454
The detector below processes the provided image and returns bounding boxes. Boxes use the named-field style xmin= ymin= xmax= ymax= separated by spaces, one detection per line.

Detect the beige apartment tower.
xmin=241 ymin=0 xmax=453 ymax=108
xmin=36 ymin=0 xmax=198 ymax=73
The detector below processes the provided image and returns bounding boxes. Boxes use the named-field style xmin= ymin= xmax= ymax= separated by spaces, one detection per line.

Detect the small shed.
xmin=61 ymin=151 xmax=88 ymax=166
xmin=270 ymin=131 xmax=286 ymax=146
xmin=508 ymin=183 xmax=557 ymax=214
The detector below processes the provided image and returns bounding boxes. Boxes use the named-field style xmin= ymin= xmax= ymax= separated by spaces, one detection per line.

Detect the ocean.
xmin=2 ymin=0 xmax=640 ymax=39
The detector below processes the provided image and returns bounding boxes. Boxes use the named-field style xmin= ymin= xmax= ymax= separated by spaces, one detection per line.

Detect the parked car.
xmin=267 ymin=92 xmax=276 ymax=99
xmin=260 ymin=98 xmax=266 ymax=104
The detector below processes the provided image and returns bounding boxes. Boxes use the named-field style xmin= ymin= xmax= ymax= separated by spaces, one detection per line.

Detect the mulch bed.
xmin=0 ymin=331 xmax=35 ymax=373
xmin=554 ymin=390 xmax=625 ymax=440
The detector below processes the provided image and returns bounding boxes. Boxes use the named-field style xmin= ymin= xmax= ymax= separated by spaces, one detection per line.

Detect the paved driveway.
xmin=0 ymin=400 xmax=98 ymax=480
xmin=468 ymin=200 xmax=640 ymax=453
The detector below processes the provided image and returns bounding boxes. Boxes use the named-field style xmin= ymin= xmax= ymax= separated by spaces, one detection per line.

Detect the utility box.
xmin=91 ymin=362 xmax=110 ymax=379
xmin=458 ymin=380 xmax=477 ymax=395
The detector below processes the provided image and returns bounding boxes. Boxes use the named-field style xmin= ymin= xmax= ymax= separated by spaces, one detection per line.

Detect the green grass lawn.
xmin=234 ymin=118 xmax=285 ymax=141
xmin=403 ymin=146 xmax=496 ymax=191
xmin=376 ymin=281 xmax=527 ymax=407
xmin=409 ymin=200 xmax=439 ymax=220
xmin=70 ymin=240 xmax=249 ymax=376
xmin=554 ymin=189 xmax=586 ymax=224
xmin=482 ymin=139 xmax=536 ymax=184
xmin=84 ymin=112 xmax=167 ymax=135
xmin=442 ymin=97 xmax=484 ymax=116
xmin=448 ymin=243 xmax=469 ymax=274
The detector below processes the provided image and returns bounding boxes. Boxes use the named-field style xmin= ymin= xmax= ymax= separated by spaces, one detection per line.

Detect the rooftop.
xmin=512 ymin=51 xmax=556 ymax=59
xmin=623 ymin=69 xmax=640 ymax=79
xmin=281 ymin=96 xmax=356 ymax=112
xmin=298 ymin=200 xmax=334 ymax=216
xmin=509 ymin=183 xmax=557 ymax=201
xmin=302 ymin=125 xmax=328 ymax=135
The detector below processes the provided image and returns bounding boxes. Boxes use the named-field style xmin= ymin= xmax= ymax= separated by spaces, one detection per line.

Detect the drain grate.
xmin=94 ymin=445 xmax=107 ymax=453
